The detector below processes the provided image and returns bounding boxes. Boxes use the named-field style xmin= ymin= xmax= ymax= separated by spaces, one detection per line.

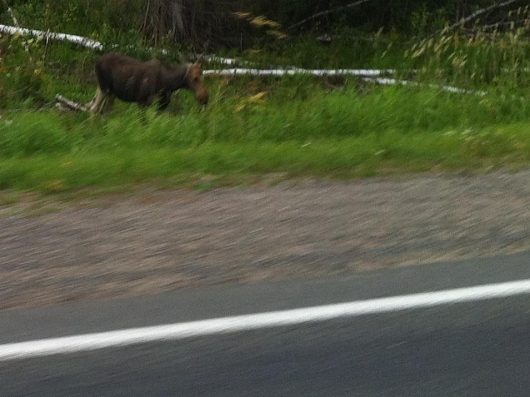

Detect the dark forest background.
xmin=3 ymin=0 xmax=527 ymax=48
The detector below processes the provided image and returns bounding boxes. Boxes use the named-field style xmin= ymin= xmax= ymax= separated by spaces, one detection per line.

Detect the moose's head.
xmin=184 ymin=63 xmax=209 ymax=106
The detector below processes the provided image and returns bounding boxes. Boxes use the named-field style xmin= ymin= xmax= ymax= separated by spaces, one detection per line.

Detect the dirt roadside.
xmin=1 ymin=170 xmax=530 ymax=311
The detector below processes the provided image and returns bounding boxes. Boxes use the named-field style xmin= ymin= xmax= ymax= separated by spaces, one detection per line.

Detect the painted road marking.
xmin=1 ymin=279 xmax=530 ymax=361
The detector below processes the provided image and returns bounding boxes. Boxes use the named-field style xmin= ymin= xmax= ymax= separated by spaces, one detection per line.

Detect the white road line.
xmin=1 ymin=279 xmax=530 ymax=362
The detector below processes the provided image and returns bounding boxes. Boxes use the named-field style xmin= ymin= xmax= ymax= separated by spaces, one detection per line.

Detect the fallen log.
xmin=55 ymin=94 xmax=89 ymax=112
xmin=361 ymin=77 xmax=487 ymax=96
xmin=0 ymin=24 xmax=104 ymax=51
xmin=204 ymin=68 xmax=396 ymax=77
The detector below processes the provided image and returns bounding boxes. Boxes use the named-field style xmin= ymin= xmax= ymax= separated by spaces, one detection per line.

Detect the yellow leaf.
xmin=248 ymin=92 xmax=267 ymax=103
xmin=250 ymin=16 xmax=281 ymax=29
xmin=43 ymin=180 xmax=65 ymax=193
xmin=233 ymin=11 xmax=252 ymax=20
xmin=267 ymin=30 xmax=288 ymax=40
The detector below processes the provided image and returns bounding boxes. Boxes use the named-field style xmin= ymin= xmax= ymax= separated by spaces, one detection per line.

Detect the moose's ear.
xmin=195 ymin=40 xmax=209 ymax=64
xmin=195 ymin=52 xmax=205 ymax=65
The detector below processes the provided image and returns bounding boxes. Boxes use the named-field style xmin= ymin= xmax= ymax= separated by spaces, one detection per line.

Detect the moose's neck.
xmin=164 ymin=65 xmax=189 ymax=91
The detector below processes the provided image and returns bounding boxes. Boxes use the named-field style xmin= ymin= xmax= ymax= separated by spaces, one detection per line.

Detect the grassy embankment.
xmin=0 ymin=29 xmax=529 ymax=194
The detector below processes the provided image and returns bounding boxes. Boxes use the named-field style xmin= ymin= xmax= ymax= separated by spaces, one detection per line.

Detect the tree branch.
xmin=1 ymin=0 xmax=21 ymax=27
xmin=288 ymin=0 xmax=372 ymax=31
xmin=445 ymin=0 xmax=522 ymax=31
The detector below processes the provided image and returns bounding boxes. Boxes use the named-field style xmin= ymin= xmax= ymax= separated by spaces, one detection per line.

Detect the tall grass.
xmin=1 ymin=81 xmax=529 ymax=155
xmin=1 ymin=80 xmax=530 ymax=192
xmin=405 ymin=7 xmax=530 ymax=87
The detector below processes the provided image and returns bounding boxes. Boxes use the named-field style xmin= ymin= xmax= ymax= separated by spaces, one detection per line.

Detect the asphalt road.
xmin=1 ymin=253 xmax=530 ymax=396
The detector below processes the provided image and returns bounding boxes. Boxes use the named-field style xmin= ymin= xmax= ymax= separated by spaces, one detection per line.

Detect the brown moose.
xmin=87 ymin=53 xmax=209 ymax=114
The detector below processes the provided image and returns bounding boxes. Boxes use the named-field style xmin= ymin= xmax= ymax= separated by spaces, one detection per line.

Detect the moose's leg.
xmin=157 ymin=92 xmax=171 ymax=112
xmin=88 ymin=87 xmax=108 ymax=114
xmin=138 ymin=94 xmax=156 ymax=109
xmin=86 ymin=96 xmax=95 ymax=110
xmin=100 ymin=94 xmax=115 ymax=114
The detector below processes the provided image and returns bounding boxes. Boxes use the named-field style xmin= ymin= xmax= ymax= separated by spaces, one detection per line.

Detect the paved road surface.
xmin=1 ymin=253 xmax=530 ymax=396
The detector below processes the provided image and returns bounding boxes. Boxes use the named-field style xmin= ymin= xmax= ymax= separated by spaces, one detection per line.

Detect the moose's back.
xmin=95 ymin=53 xmax=165 ymax=103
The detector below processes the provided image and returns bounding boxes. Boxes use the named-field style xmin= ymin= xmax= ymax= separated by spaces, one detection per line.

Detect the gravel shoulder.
xmin=2 ymin=170 xmax=530 ymax=310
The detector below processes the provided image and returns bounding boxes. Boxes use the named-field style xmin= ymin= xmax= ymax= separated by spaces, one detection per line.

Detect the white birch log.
xmin=204 ymin=68 xmax=396 ymax=77
xmin=0 ymin=24 xmax=104 ymax=50
xmin=0 ymin=25 xmax=252 ymax=66
xmin=361 ymin=77 xmax=487 ymax=96
xmin=55 ymin=94 xmax=89 ymax=112
xmin=202 ymin=55 xmax=252 ymax=66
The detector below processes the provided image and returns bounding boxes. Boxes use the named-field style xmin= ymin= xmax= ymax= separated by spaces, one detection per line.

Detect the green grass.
xmin=1 ymin=81 xmax=530 ymax=193
xmin=3 ymin=80 xmax=530 ymax=153
xmin=1 ymin=126 xmax=530 ymax=193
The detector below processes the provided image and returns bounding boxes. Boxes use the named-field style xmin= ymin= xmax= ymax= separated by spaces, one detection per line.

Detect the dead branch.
xmin=484 ymin=20 xmax=524 ymax=29
xmin=445 ymin=0 xmax=522 ymax=31
xmin=288 ymin=0 xmax=372 ymax=31
xmin=55 ymin=94 xmax=89 ymax=112
xmin=1 ymin=2 xmax=34 ymax=60
xmin=1 ymin=0 xmax=21 ymax=27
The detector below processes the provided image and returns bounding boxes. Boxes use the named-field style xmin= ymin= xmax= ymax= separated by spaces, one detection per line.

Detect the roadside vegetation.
xmin=1 ymin=1 xmax=529 ymax=193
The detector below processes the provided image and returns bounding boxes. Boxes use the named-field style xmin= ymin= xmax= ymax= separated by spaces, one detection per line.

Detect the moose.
xmin=86 ymin=53 xmax=209 ymax=114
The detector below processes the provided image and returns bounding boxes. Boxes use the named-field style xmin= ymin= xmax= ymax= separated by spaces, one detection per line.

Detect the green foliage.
xmin=1 ymin=123 xmax=530 ymax=192
xmin=0 ymin=113 xmax=64 ymax=155
xmin=406 ymin=22 xmax=530 ymax=87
